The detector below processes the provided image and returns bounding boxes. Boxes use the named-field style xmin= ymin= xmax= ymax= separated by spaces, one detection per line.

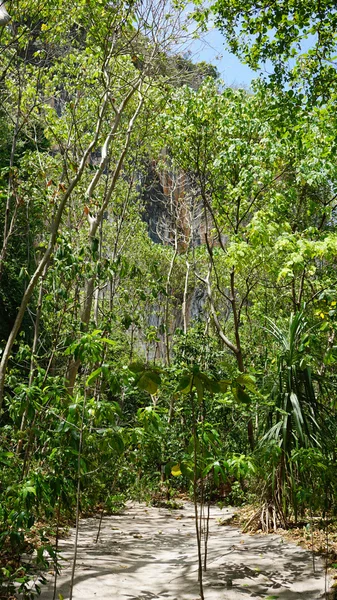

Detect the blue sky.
xmin=187 ymin=24 xmax=317 ymax=89
xmin=187 ymin=27 xmax=256 ymax=88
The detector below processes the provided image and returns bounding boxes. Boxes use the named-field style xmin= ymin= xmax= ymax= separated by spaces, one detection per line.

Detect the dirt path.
xmin=41 ymin=502 xmax=330 ymax=600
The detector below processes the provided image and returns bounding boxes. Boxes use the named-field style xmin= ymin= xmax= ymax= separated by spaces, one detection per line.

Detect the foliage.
xmin=212 ymin=0 xmax=337 ymax=100
xmin=0 ymin=0 xmax=337 ymax=596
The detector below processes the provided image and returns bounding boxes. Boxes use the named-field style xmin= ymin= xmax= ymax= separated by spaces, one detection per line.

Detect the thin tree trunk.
xmin=190 ymin=379 xmax=204 ymax=600
xmin=204 ymin=501 xmax=210 ymax=571
xmin=52 ymin=499 xmax=61 ymax=600
xmin=94 ymin=204 xmax=104 ymax=326
xmin=69 ymin=394 xmax=87 ymax=600
xmin=203 ymin=263 xmax=255 ymax=450
xmin=164 ymin=246 xmax=177 ymax=366
xmin=66 ymin=84 xmax=147 ymax=393
xmin=182 ymin=259 xmax=190 ymax=334
xmin=18 ymin=263 xmax=48 ymax=452
xmin=94 ymin=286 xmax=100 ymax=327
xmin=0 ymin=88 xmax=112 ymax=411
xmin=0 ymin=202 xmax=19 ymax=280
xmin=0 ymin=84 xmax=21 ymax=280
xmin=95 ymin=507 xmax=105 ymax=544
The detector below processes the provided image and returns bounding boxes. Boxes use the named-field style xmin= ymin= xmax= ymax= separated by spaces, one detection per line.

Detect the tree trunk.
xmin=66 ymin=85 xmax=146 ymax=393
xmin=164 ymin=246 xmax=177 ymax=366
xmin=182 ymin=259 xmax=190 ymax=334
xmin=0 ymin=86 xmax=22 ymax=281
xmin=203 ymin=265 xmax=255 ymax=450
xmin=17 ymin=264 xmax=48 ymax=453
xmin=0 ymin=90 xmax=111 ymax=412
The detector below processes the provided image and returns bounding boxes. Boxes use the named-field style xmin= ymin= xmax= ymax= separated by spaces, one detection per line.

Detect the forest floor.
xmin=39 ymin=502 xmax=331 ymax=600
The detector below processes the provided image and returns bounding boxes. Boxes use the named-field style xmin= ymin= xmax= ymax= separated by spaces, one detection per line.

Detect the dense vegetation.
xmin=0 ymin=0 xmax=337 ymax=597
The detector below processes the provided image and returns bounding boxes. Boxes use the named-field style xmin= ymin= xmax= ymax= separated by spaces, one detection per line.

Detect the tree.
xmin=1 ymin=2 xmax=337 ymax=592
xmin=212 ymin=0 xmax=337 ymax=99
xmin=156 ymin=76 xmax=337 ymax=451
xmin=0 ymin=0 xmax=197 ymax=409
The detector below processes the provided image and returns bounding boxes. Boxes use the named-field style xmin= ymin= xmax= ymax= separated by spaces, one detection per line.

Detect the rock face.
xmin=141 ymin=163 xmax=208 ymax=352
xmin=141 ymin=163 xmax=167 ymax=245
xmin=0 ymin=2 xmax=10 ymax=26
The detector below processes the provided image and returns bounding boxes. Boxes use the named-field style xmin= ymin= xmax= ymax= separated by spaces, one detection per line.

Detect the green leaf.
xmin=232 ymin=384 xmax=251 ymax=404
xmin=0 ymin=451 xmax=14 ymax=465
xmin=198 ymin=372 xmax=220 ymax=393
xmin=137 ymin=373 xmax=159 ymax=394
xmin=218 ymin=379 xmax=231 ymax=392
xmin=21 ymin=485 xmax=36 ymax=499
xmin=146 ymin=371 xmax=161 ymax=385
xmin=180 ymin=461 xmax=193 ymax=480
xmin=236 ymin=373 xmax=257 ymax=392
xmin=86 ymin=367 xmax=102 ymax=385
xmin=101 ymin=338 xmax=118 ymax=347
xmin=176 ymin=375 xmax=192 ymax=393
xmin=128 ymin=362 xmax=145 ymax=373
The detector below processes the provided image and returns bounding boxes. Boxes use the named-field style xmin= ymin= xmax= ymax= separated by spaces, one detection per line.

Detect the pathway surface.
xmin=41 ymin=502 xmax=330 ymax=600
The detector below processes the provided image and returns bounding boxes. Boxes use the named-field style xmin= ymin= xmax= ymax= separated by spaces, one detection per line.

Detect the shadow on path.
xmin=40 ymin=503 xmax=330 ymax=600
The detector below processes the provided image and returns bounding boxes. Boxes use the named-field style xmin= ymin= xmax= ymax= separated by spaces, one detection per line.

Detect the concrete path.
xmin=41 ymin=502 xmax=330 ymax=600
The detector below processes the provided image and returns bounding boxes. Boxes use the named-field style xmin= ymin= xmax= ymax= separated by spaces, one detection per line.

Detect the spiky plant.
xmin=261 ymin=311 xmax=324 ymax=524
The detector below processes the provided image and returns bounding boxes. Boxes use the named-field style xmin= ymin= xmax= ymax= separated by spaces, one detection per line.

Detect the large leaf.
xmin=232 ymin=384 xmax=251 ymax=404
xmin=289 ymin=391 xmax=304 ymax=440
xmin=146 ymin=371 xmax=161 ymax=385
xmin=236 ymin=373 xmax=257 ymax=392
xmin=176 ymin=374 xmax=192 ymax=393
xmin=218 ymin=379 xmax=231 ymax=392
xmin=128 ymin=362 xmax=146 ymax=373
xmin=86 ymin=367 xmax=102 ymax=386
xmin=180 ymin=461 xmax=194 ymax=480
xmin=171 ymin=464 xmax=182 ymax=477
xmin=198 ymin=372 xmax=217 ymax=390
xmin=136 ymin=372 xmax=161 ymax=394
